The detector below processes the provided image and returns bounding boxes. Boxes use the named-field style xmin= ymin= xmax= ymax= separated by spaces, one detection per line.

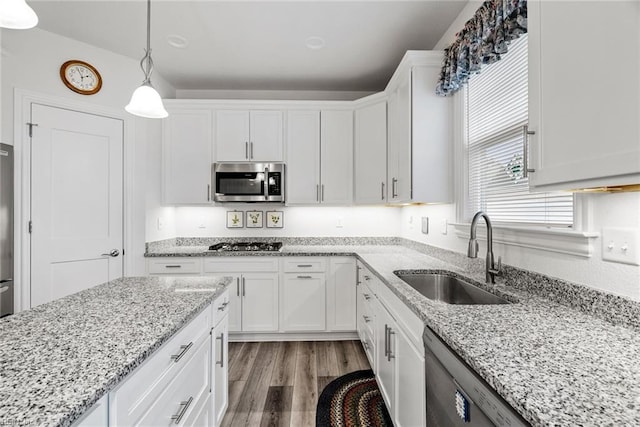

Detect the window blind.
xmin=465 ymin=35 xmax=574 ymax=226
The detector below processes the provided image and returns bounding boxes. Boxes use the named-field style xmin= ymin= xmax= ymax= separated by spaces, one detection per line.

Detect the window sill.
xmin=452 ymin=223 xmax=599 ymax=258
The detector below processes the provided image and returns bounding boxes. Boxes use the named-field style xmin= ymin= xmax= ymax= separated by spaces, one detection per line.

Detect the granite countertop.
xmin=146 ymin=242 xmax=640 ymax=426
xmin=0 ymin=276 xmax=231 ymax=427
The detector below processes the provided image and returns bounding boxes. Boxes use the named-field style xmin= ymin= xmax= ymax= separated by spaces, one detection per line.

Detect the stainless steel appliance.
xmin=0 ymin=144 xmax=13 ymax=318
xmin=212 ymin=163 xmax=284 ymax=203
xmin=208 ymin=241 xmax=283 ymax=252
xmin=424 ymin=327 xmax=528 ymax=427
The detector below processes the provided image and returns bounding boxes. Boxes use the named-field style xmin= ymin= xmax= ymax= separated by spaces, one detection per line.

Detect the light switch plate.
xmin=421 ymin=217 xmax=429 ymax=234
xmin=602 ymin=227 xmax=640 ymax=265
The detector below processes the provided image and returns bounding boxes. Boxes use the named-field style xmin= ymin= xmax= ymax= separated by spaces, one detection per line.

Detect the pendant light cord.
xmin=139 ymin=0 xmax=154 ymax=85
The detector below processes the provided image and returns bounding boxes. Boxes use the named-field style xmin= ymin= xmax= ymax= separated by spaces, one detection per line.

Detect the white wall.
xmin=165 ymin=206 xmax=401 ymax=239
xmin=0 ymin=27 xmax=176 ymax=277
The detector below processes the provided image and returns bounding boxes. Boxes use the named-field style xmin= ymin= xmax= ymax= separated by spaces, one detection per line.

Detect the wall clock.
xmin=60 ymin=60 xmax=103 ymax=95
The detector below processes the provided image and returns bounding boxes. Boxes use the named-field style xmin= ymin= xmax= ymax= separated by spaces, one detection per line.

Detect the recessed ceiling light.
xmin=167 ymin=34 xmax=188 ymax=49
xmin=305 ymin=36 xmax=325 ymax=50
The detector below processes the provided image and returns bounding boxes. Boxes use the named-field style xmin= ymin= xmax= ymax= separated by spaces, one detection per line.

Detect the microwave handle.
xmin=264 ymin=167 xmax=269 ymax=199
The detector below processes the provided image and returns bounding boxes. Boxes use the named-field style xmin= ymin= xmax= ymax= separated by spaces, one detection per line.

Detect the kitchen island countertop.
xmin=0 ymin=275 xmax=231 ymax=427
xmin=146 ymin=242 xmax=640 ymax=426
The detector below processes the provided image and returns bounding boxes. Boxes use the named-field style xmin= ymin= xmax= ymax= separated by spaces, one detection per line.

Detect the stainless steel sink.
xmin=395 ymin=272 xmax=510 ymax=305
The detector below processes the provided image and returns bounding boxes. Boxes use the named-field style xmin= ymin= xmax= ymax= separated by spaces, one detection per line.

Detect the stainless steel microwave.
xmin=212 ymin=163 xmax=285 ymax=203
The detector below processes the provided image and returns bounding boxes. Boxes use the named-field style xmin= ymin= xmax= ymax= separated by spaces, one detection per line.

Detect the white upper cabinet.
xmin=385 ymin=51 xmax=452 ymax=204
xmin=286 ymin=110 xmax=321 ymax=204
xmin=286 ymin=108 xmax=353 ymax=205
xmin=355 ymin=94 xmax=388 ymax=205
xmin=215 ymin=110 xmax=283 ymax=162
xmin=162 ymin=108 xmax=213 ymax=205
xmin=320 ymin=110 xmax=354 ymax=205
xmin=528 ymin=0 xmax=640 ymax=190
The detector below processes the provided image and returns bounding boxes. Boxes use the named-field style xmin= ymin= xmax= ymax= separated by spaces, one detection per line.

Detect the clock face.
xmin=60 ymin=60 xmax=102 ymax=95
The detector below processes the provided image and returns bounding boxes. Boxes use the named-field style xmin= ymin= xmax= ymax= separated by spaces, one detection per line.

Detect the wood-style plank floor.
xmin=221 ymin=340 xmax=371 ymax=427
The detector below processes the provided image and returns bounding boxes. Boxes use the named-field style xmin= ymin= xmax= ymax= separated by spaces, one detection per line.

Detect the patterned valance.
xmin=436 ymin=0 xmax=528 ymax=96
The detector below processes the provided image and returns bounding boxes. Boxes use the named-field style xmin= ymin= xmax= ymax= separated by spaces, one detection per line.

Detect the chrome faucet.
xmin=467 ymin=211 xmax=502 ymax=284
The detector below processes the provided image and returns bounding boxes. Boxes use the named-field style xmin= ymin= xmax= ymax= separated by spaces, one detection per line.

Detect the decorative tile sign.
xmin=266 ymin=211 xmax=284 ymax=228
xmin=226 ymin=211 xmax=244 ymax=228
xmin=246 ymin=211 xmax=264 ymax=228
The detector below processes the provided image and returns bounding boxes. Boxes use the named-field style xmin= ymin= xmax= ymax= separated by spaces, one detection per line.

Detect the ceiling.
xmin=30 ymin=1 xmax=466 ymax=92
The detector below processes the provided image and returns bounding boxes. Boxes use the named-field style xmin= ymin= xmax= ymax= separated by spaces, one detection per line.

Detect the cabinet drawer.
xmin=362 ymin=327 xmax=375 ymax=368
xmin=282 ymin=257 xmax=326 ymax=273
xmin=137 ymin=338 xmax=211 ymax=427
xmin=148 ymin=258 xmax=202 ymax=275
xmin=204 ymin=257 xmax=279 ymax=273
xmin=212 ymin=289 xmax=230 ymax=326
xmin=109 ymin=307 xmax=210 ymax=426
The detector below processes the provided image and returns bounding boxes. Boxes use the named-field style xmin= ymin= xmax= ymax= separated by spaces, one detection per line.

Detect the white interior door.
xmin=30 ymin=104 xmax=124 ymax=307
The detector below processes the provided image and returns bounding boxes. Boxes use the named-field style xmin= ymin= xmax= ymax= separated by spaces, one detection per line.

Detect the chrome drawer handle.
xmin=297 ymin=275 xmax=313 ymax=279
xmin=363 ymin=315 xmax=371 ymax=323
xmin=364 ymin=275 xmax=371 ymax=281
xmin=164 ymin=265 xmax=182 ymax=268
xmin=387 ymin=330 xmax=396 ymax=361
xmin=297 ymin=264 xmax=313 ymax=267
xmin=363 ymin=293 xmax=371 ymax=300
xmin=217 ymin=301 xmax=229 ymax=311
xmin=170 ymin=342 xmax=193 ymax=363
xmin=171 ymin=396 xmax=193 ymax=424
xmin=216 ymin=333 xmax=225 ymax=367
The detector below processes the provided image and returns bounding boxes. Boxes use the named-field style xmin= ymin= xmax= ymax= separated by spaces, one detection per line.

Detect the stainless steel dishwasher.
xmin=424 ymin=327 xmax=529 ymax=426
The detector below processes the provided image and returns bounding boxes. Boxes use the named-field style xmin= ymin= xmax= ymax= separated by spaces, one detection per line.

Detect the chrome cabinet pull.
xmin=170 ymin=342 xmax=193 ymax=363
xmin=387 ymin=329 xmax=395 ymax=361
xmin=250 ymin=142 xmax=254 ymax=159
xmin=316 ymin=184 xmax=320 ymax=202
xmin=245 ymin=141 xmax=249 ymax=159
xmin=364 ymin=275 xmax=371 ymax=281
xmin=384 ymin=324 xmax=389 ymax=357
xmin=392 ymin=178 xmax=398 ymax=198
xmin=297 ymin=275 xmax=313 ymax=279
xmin=171 ymin=396 xmax=193 ymax=424
xmin=242 ymin=277 xmax=245 ymax=297
xmin=165 ymin=265 xmax=181 ymax=268
xmin=216 ymin=333 xmax=225 ymax=367
xmin=236 ymin=277 xmax=240 ymax=296
xmin=363 ymin=315 xmax=371 ymax=323
xmin=207 ymin=184 xmax=210 ymax=202
xmin=101 ymin=249 xmax=120 ymax=257
xmin=363 ymin=340 xmax=370 ymax=350
xmin=522 ymin=125 xmax=536 ymax=178
xmin=363 ymin=293 xmax=371 ymax=300
xmin=218 ymin=301 xmax=229 ymax=311
xmin=381 ymin=182 xmax=385 ymax=200
xmin=297 ymin=264 xmax=313 ymax=267
xmin=321 ymin=184 xmax=325 ymax=202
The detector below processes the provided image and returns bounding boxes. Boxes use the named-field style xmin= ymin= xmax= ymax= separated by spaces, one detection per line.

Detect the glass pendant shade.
xmin=125 ymin=83 xmax=168 ymax=119
xmin=0 ymin=0 xmax=38 ymax=29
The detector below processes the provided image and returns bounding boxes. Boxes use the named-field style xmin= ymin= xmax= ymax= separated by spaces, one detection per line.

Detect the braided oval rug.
xmin=316 ymin=369 xmax=393 ymax=427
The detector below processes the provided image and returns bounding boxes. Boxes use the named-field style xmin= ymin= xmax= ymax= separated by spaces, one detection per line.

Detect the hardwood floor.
xmin=221 ymin=340 xmax=371 ymax=427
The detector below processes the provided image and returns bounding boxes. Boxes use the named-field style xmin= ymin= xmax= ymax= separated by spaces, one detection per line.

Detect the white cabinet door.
xmin=286 ymin=110 xmax=321 ymax=204
xmin=250 ymin=110 xmax=283 ymax=161
xmin=393 ymin=72 xmax=412 ymax=202
xmin=355 ymin=100 xmax=387 ymax=204
xmin=528 ymin=0 xmax=640 ymax=190
xmin=320 ymin=110 xmax=354 ymax=204
xmin=227 ymin=275 xmax=242 ymax=333
xmin=212 ymin=315 xmax=229 ymax=426
xmin=163 ymin=109 xmax=213 ymax=204
xmin=374 ymin=299 xmax=396 ymax=414
xmin=386 ymin=90 xmax=400 ymax=202
xmin=241 ymin=273 xmax=279 ymax=332
xmin=327 ymin=257 xmax=356 ymax=331
xmin=72 ymin=395 xmax=108 ymax=427
xmin=394 ymin=326 xmax=425 ymax=427
xmin=215 ymin=110 xmax=250 ymax=161
xmin=281 ymin=273 xmax=326 ymax=331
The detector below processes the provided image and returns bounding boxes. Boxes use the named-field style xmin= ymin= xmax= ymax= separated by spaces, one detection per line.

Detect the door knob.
xmin=101 ymin=249 xmax=120 ymax=257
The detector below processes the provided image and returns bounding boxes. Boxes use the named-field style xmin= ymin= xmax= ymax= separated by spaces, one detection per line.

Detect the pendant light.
xmin=125 ymin=0 xmax=168 ymax=119
xmin=0 ymin=0 xmax=38 ymax=29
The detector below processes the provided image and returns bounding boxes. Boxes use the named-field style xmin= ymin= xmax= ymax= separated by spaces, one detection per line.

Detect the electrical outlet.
xmin=602 ymin=227 xmax=640 ymax=265
xmin=441 ymin=219 xmax=448 ymax=235
xmin=157 ymin=217 xmax=164 ymax=231
xmin=336 ymin=216 xmax=344 ymax=228
xmin=421 ymin=217 xmax=429 ymax=234
xmin=198 ymin=217 xmax=206 ymax=229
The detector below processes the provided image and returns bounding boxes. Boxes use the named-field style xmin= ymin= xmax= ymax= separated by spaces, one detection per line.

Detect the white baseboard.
xmin=229 ymin=331 xmax=358 ymax=342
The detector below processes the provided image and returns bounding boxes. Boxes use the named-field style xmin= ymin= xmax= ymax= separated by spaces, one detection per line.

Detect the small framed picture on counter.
xmin=266 ymin=211 xmax=284 ymax=228
xmin=246 ymin=211 xmax=263 ymax=228
xmin=226 ymin=211 xmax=244 ymax=228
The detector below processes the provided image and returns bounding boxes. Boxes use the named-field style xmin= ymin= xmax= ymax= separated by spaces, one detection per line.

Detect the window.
xmin=464 ymin=34 xmax=574 ymax=227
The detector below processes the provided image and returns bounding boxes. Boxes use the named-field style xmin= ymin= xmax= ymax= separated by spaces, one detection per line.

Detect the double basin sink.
xmin=395 ymin=271 xmax=511 ymax=305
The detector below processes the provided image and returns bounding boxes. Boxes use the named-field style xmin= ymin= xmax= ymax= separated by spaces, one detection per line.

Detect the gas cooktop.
xmin=208 ymin=241 xmax=283 ymax=252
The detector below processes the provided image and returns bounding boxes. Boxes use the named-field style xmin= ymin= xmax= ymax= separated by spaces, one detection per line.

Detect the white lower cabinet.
xmin=72 ymin=395 xmax=108 ymax=427
xmin=357 ymin=261 xmax=426 ymax=427
xmin=282 ymin=273 xmax=326 ymax=331
xmin=327 ymin=257 xmax=357 ymax=331
xmin=211 ymin=298 xmax=229 ymax=426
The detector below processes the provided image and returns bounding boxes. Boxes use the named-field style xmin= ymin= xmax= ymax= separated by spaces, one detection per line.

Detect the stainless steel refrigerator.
xmin=0 ymin=143 xmax=13 ymax=317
